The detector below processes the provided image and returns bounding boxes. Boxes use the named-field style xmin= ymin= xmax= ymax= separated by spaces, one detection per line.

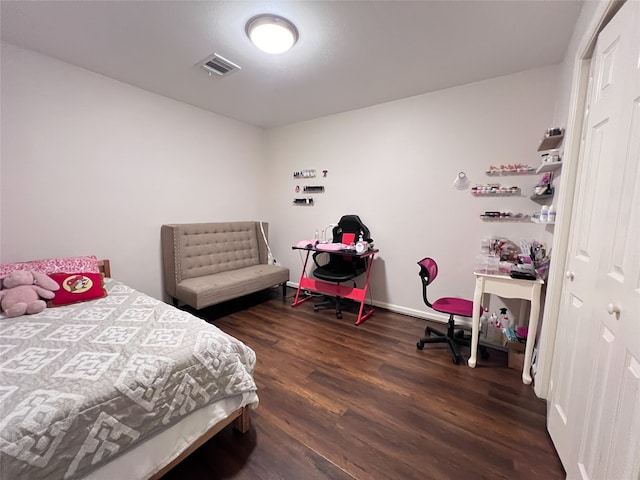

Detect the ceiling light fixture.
xmin=246 ymin=14 xmax=298 ymax=54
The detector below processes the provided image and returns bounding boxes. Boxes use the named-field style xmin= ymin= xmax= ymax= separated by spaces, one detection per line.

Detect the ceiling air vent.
xmin=200 ymin=53 xmax=241 ymax=77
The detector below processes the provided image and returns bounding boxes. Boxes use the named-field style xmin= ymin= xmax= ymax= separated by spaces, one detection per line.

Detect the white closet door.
xmin=547 ymin=1 xmax=640 ymax=478
xmin=586 ymin=2 xmax=640 ymax=477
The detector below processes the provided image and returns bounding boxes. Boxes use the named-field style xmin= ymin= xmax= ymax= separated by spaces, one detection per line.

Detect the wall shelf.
xmin=531 ymin=194 xmax=554 ymax=203
xmin=485 ymin=166 xmax=536 ymax=175
xmin=472 ymin=184 xmax=521 ymax=196
xmin=531 ymin=217 xmax=555 ymax=224
xmin=537 ymin=131 xmax=564 ymax=151
xmin=293 ymin=198 xmax=314 ymax=206
xmin=472 ymin=190 xmax=521 ymax=196
xmin=530 ymin=187 xmax=555 ymax=202
xmin=480 ymin=214 xmax=531 ymax=222
xmin=536 ymin=162 xmax=563 ymax=174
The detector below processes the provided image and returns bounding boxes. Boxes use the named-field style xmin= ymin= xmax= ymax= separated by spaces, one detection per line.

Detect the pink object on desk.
xmin=316 ymin=243 xmax=350 ymax=251
xmin=295 ymin=239 xmax=318 ymax=249
xmin=342 ymin=232 xmax=356 ymax=245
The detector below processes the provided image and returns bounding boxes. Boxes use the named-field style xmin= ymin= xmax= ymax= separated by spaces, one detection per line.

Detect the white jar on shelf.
xmin=540 ymin=205 xmax=549 ymax=222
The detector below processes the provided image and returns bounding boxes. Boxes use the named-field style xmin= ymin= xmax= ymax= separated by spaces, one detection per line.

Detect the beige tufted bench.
xmin=161 ymin=222 xmax=289 ymax=310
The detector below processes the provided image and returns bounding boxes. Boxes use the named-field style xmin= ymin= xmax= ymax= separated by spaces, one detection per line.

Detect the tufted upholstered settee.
xmin=161 ymin=221 xmax=289 ymax=310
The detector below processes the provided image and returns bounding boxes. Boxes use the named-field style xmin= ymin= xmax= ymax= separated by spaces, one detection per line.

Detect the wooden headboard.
xmin=98 ymin=259 xmax=111 ymax=278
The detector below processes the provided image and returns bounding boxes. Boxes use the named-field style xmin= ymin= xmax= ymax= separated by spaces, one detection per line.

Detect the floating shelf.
xmin=472 ymin=189 xmax=521 ymax=196
xmin=536 ymin=162 xmax=563 ymax=174
xmin=530 ymin=187 xmax=555 ymax=202
xmin=293 ymin=169 xmax=316 ymax=179
xmin=531 ymin=193 xmax=554 ymax=203
xmin=537 ymin=131 xmax=564 ymax=151
xmin=480 ymin=214 xmax=531 ymax=222
xmin=531 ymin=217 xmax=555 ymax=224
xmin=486 ymin=168 xmax=536 ymax=176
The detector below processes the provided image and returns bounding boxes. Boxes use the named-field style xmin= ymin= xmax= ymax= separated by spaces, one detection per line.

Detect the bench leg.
xmin=282 ymin=283 xmax=287 ymax=297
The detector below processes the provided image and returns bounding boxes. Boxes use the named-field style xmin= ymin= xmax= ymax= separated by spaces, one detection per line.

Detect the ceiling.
xmin=1 ymin=1 xmax=583 ymax=128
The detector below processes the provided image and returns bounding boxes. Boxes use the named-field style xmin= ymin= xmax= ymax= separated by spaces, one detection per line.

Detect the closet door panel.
xmin=548 ymin=1 xmax=640 ymax=477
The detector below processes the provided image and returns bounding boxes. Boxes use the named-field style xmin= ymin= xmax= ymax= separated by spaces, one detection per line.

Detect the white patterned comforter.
xmin=0 ymin=278 xmax=258 ymax=480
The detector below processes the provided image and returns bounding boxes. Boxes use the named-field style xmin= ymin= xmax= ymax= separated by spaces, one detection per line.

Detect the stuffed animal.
xmin=0 ymin=270 xmax=60 ymax=318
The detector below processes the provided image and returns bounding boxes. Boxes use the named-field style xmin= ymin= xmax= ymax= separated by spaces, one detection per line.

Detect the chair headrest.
xmin=334 ymin=215 xmax=372 ymax=243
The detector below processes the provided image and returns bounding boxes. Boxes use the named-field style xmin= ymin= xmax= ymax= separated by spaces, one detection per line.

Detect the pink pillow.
xmin=0 ymin=256 xmax=100 ymax=277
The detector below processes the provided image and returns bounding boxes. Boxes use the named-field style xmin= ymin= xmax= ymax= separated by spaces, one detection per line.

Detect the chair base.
xmin=417 ymin=324 xmax=470 ymax=364
xmin=313 ymin=295 xmax=346 ymax=319
xmin=416 ymin=320 xmax=489 ymax=365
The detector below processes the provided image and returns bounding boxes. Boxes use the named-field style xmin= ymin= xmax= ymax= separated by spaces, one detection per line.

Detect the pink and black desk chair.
xmin=416 ymin=257 xmax=487 ymax=364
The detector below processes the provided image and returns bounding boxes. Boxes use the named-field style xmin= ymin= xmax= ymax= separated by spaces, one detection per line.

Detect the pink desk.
xmin=291 ymin=246 xmax=378 ymax=325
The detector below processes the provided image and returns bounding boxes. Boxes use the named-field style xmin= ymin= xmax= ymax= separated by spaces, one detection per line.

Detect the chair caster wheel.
xmin=313 ymin=306 xmax=319 ymax=312
xmin=417 ymin=342 xmax=424 ymax=350
xmin=336 ymin=313 xmax=342 ymax=319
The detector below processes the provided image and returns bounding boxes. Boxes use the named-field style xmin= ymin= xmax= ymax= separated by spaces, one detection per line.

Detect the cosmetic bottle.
xmin=540 ymin=205 xmax=549 ymax=222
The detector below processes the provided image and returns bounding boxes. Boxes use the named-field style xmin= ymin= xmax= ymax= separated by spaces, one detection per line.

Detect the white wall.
xmin=0 ymin=44 xmax=267 ymax=299
xmin=265 ymin=66 xmax=559 ymax=321
xmin=1 ymin=42 xmax=561 ymax=323
xmin=553 ymin=1 xmax=610 ymax=128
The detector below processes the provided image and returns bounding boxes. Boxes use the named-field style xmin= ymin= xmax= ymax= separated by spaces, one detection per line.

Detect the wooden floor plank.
xmin=163 ymin=288 xmax=565 ymax=480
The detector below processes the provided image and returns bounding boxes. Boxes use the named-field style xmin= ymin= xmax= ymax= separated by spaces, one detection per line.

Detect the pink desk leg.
xmin=354 ymin=254 xmax=376 ymax=325
xmin=292 ymin=250 xmax=314 ymax=307
xmin=468 ymin=275 xmax=484 ymax=368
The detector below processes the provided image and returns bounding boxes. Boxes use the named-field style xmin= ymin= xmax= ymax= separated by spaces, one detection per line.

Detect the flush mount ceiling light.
xmin=246 ymin=14 xmax=298 ymax=54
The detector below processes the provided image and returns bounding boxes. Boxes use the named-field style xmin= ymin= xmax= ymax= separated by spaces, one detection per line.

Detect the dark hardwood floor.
xmin=162 ymin=288 xmax=565 ymax=480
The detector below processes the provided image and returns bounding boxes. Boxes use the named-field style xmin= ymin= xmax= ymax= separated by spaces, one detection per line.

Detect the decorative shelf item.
xmin=486 ymin=164 xmax=535 ymax=175
xmin=537 ymin=128 xmax=565 ymax=151
xmin=472 ymin=184 xmax=521 ymax=196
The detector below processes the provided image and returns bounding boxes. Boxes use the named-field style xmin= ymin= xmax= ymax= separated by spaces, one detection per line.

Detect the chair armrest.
xmin=312 ymin=251 xmax=328 ymax=269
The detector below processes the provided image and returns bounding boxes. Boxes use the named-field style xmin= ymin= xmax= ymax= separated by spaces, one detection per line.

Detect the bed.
xmin=0 ymin=258 xmax=259 ymax=480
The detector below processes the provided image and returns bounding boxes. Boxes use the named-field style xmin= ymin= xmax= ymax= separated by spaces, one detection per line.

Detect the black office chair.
xmin=416 ymin=257 xmax=487 ymax=364
xmin=312 ymin=215 xmax=372 ymax=319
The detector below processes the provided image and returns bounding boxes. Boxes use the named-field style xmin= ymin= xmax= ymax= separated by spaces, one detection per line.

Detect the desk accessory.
xmin=510 ymin=262 xmax=536 ymax=280
xmin=296 ymin=239 xmax=318 ymax=249
xmin=355 ymin=241 xmax=369 ymax=254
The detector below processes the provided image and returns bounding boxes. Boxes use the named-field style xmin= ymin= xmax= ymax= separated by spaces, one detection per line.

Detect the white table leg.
xmin=521 ymin=283 xmax=542 ymax=384
xmin=469 ymin=276 xmax=484 ymax=368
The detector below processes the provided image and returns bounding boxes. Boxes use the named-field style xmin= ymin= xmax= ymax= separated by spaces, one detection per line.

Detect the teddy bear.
xmin=0 ymin=270 xmax=60 ymax=318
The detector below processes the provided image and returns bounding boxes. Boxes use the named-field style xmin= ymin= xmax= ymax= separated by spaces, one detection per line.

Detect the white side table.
xmin=468 ymin=272 xmax=544 ymax=385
